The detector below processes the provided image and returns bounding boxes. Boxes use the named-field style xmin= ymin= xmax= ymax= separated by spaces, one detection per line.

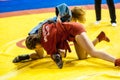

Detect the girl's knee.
xmin=88 ymin=49 xmax=98 ymax=57
xmin=30 ymin=53 xmax=43 ymax=60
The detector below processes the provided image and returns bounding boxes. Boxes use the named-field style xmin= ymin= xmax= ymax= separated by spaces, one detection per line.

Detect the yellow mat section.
xmin=0 ymin=9 xmax=120 ymax=80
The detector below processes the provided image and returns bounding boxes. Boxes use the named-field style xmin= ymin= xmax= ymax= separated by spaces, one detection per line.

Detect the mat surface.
xmin=0 ymin=2 xmax=120 ymax=80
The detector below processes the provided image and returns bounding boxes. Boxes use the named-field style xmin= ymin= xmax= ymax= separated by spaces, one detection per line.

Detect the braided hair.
xmin=25 ymin=34 xmax=40 ymax=49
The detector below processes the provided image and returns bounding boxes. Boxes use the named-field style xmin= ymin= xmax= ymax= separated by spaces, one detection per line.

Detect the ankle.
xmin=97 ymin=31 xmax=104 ymax=42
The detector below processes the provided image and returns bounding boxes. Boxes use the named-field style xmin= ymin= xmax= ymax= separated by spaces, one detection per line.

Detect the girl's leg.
xmin=30 ymin=48 xmax=44 ymax=60
xmin=13 ymin=48 xmax=44 ymax=63
xmin=74 ymin=31 xmax=110 ymax=60
xmin=74 ymin=41 xmax=87 ymax=59
xmin=75 ymin=32 xmax=115 ymax=63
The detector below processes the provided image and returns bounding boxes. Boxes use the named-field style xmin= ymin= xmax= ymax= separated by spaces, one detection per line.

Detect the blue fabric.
xmin=29 ymin=3 xmax=72 ymax=35
xmin=55 ymin=3 xmax=72 ymax=22
xmin=29 ymin=17 xmax=57 ymax=35
xmin=0 ymin=0 xmax=119 ymax=13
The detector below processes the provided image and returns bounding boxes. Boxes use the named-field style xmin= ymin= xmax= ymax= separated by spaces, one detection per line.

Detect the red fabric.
xmin=40 ymin=22 xmax=86 ymax=55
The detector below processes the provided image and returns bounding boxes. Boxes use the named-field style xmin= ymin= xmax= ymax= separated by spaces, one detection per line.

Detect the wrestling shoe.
xmin=52 ymin=53 xmax=63 ymax=69
xmin=115 ymin=58 xmax=120 ymax=66
xmin=95 ymin=20 xmax=100 ymax=25
xmin=111 ymin=23 xmax=117 ymax=27
xmin=13 ymin=54 xmax=30 ymax=63
xmin=97 ymin=31 xmax=110 ymax=42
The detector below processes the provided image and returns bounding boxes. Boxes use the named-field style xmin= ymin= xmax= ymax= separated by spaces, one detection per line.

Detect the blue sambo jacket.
xmin=29 ymin=3 xmax=72 ymax=35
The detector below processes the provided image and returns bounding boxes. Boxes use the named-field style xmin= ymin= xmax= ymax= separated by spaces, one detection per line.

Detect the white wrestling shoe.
xmin=95 ymin=20 xmax=100 ymax=25
xmin=111 ymin=23 xmax=117 ymax=27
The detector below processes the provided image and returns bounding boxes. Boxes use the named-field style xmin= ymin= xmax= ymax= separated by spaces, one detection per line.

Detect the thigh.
xmin=75 ymin=32 xmax=95 ymax=55
xmin=74 ymin=41 xmax=88 ymax=60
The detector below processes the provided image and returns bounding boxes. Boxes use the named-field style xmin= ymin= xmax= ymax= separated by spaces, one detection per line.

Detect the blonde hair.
xmin=71 ymin=7 xmax=86 ymax=23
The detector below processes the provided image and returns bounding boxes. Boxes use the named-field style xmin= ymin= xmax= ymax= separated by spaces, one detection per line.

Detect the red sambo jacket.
xmin=40 ymin=21 xmax=86 ymax=55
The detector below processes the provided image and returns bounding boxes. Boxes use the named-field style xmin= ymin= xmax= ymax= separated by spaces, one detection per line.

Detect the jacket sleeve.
xmin=28 ymin=17 xmax=57 ymax=35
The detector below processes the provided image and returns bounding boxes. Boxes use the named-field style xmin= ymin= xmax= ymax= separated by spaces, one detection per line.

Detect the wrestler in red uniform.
xmin=40 ymin=21 xmax=86 ymax=55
